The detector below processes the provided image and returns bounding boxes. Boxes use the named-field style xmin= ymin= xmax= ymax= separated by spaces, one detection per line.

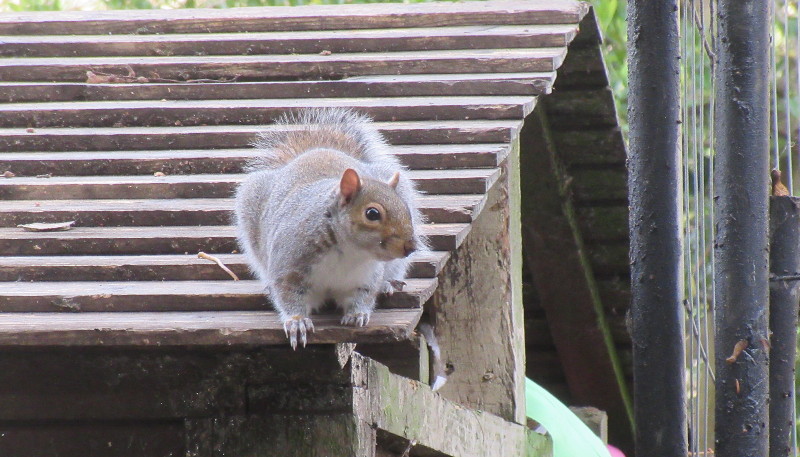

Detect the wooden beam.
xmin=350 ymin=353 xmax=546 ymax=457
xmin=430 ymin=139 xmax=527 ymax=424
xmin=519 ymin=107 xmax=633 ymax=442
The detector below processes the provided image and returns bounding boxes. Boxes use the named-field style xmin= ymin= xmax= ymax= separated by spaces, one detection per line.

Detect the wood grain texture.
xmin=0 ymin=278 xmax=436 ymax=312
xmin=0 ymin=0 xmax=588 ymax=35
xmin=0 ymin=96 xmax=536 ymax=128
xmin=0 ymin=48 xmax=567 ymax=82
xmin=0 ymin=309 xmax=424 ymax=346
xmin=2 ymin=25 xmax=577 ymax=57
xmin=0 ymin=74 xmax=554 ymax=103
xmin=351 ymin=353 xmax=545 ymax=457
xmin=0 ymin=120 xmax=520 ymax=151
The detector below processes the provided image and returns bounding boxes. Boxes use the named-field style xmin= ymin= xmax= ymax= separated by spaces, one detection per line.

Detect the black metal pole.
xmin=627 ymin=1 xmax=686 ymax=456
xmin=714 ymin=1 xmax=772 ymax=456
xmin=769 ymin=196 xmax=800 ymax=457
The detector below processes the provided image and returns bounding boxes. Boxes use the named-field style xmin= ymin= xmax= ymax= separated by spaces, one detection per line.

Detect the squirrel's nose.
xmin=403 ymin=241 xmax=416 ymax=257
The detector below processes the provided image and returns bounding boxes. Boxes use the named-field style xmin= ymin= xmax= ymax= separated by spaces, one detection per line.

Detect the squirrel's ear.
xmin=387 ymin=172 xmax=400 ymax=189
xmin=339 ymin=168 xmax=362 ymax=205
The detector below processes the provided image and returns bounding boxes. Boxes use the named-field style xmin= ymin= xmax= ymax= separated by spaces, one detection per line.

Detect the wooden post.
xmin=431 ymin=136 xmax=527 ymax=424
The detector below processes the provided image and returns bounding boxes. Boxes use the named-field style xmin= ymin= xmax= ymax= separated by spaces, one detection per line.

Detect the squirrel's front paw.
xmin=283 ymin=316 xmax=315 ymax=350
xmin=383 ymin=279 xmax=407 ymax=296
xmin=341 ymin=312 xmax=371 ymax=327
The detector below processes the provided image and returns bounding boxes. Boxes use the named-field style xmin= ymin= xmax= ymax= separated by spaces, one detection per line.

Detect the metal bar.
xmin=769 ymin=196 xmax=800 ymax=457
xmin=627 ymin=1 xmax=686 ymax=456
xmin=714 ymin=1 xmax=772 ymax=456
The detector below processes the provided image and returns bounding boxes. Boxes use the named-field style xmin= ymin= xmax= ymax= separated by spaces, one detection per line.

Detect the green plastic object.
xmin=525 ymin=377 xmax=611 ymax=457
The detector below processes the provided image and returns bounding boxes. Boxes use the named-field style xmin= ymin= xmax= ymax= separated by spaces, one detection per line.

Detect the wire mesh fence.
xmin=680 ymin=1 xmax=799 ymax=454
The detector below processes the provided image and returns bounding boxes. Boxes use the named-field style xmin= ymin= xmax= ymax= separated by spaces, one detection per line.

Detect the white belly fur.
xmin=306 ymin=246 xmax=381 ymax=310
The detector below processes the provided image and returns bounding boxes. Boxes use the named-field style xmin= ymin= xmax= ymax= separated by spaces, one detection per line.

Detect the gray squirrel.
xmin=234 ymin=108 xmax=427 ymax=349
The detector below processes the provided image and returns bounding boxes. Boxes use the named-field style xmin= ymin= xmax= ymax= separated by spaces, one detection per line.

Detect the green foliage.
xmin=589 ymin=0 xmax=628 ymax=132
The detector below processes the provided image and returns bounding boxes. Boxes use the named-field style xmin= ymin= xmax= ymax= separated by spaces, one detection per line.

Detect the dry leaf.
xmin=35 ymin=173 xmax=52 ymax=179
xmin=18 ymin=221 xmax=75 ymax=232
xmin=2 ymin=171 xmax=15 ymax=178
xmin=319 ymin=50 xmax=332 ymax=56
xmin=725 ymin=339 xmax=748 ymax=364
xmin=26 ymin=128 xmax=35 ymax=133
xmin=154 ymin=172 xmax=166 ymax=177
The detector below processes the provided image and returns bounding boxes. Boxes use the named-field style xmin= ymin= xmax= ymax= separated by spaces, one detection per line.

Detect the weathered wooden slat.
xmin=569 ymin=167 xmax=628 ymax=204
xmin=0 ymin=144 xmax=509 ymax=176
xmin=0 ymin=96 xmax=535 ymax=128
xmin=546 ymin=87 xmax=619 ymax=129
xmin=0 ymin=309 xmax=425 ymax=346
xmin=552 ymin=127 xmax=626 ymax=167
xmin=0 ymin=278 xmax=437 ymax=312
xmin=0 ymin=251 xmax=450 ymax=282
xmin=0 ymin=169 xmax=500 ymax=200
xmin=0 ymin=48 xmax=567 ymax=82
xmin=0 ymin=121 xmax=520 ymax=151
xmin=0 ymin=224 xmax=470 ymax=255
xmin=1 ymin=25 xmax=578 ymax=58
xmin=0 ymin=74 xmax=555 ymax=103
xmin=0 ymin=1 xmax=589 ymax=35
xmin=0 ymin=194 xmax=485 ymax=227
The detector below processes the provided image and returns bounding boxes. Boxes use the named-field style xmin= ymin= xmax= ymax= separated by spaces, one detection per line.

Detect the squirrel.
xmin=234 ymin=108 xmax=427 ymax=349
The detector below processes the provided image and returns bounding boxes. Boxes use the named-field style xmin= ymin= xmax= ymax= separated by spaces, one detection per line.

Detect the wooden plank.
xmin=0 ymin=48 xmax=567 ymax=82
xmin=0 ymin=144 xmax=509 ymax=176
xmin=0 ymin=251 xmax=450 ymax=282
xmin=431 ymin=153 xmax=527 ymax=423
xmin=1 ymin=25 xmax=578 ymax=57
xmin=0 ymin=278 xmax=436 ymax=312
xmin=0 ymin=422 xmax=185 ymax=457
xmin=0 ymin=308 xmax=424 ymax=346
xmin=0 ymin=74 xmax=555 ymax=103
xmin=0 ymin=120 xmax=520 ymax=151
xmin=569 ymin=167 xmax=628 ymax=204
xmin=545 ymin=87 xmax=619 ymax=129
xmin=0 ymin=96 xmax=535 ymax=128
xmin=552 ymin=127 xmax=627 ymax=167
xmin=0 ymin=1 xmax=589 ymax=35
xmin=0 ymin=194 xmax=486 ymax=226
xmin=0 ymin=224 xmax=470 ymax=255
xmin=0 ymin=169 xmax=500 ymax=199
xmin=351 ymin=353 xmax=539 ymax=457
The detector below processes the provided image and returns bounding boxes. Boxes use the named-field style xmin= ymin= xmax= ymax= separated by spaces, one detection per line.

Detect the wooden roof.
xmin=0 ymin=0 xmax=591 ymax=347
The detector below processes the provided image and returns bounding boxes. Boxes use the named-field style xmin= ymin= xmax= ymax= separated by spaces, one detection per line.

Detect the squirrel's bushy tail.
xmin=248 ymin=108 xmax=387 ymax=170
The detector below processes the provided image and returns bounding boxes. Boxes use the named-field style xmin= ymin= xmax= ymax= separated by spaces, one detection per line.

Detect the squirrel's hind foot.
xmin=341 ymin=312 xmax=371 ymax=327
xmin=283 ymin=316 xmax=315 ymax=350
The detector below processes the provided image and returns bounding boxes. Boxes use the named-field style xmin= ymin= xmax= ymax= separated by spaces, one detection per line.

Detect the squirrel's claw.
xmin=283 ymin=316 xmax=315 ymax=350
xmin=341 ymin=312 xmax=371 ymax=327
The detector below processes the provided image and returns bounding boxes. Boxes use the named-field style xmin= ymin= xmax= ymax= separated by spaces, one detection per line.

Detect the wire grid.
xmin=680 ymin=1 xmax=799 ymax=454
xmin=680 ymin=1 xmax=716 ymax=454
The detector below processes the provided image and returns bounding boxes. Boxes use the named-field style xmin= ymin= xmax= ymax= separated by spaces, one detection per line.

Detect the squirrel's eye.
xmin=365 ymin=207 xmax=381 ymax=221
